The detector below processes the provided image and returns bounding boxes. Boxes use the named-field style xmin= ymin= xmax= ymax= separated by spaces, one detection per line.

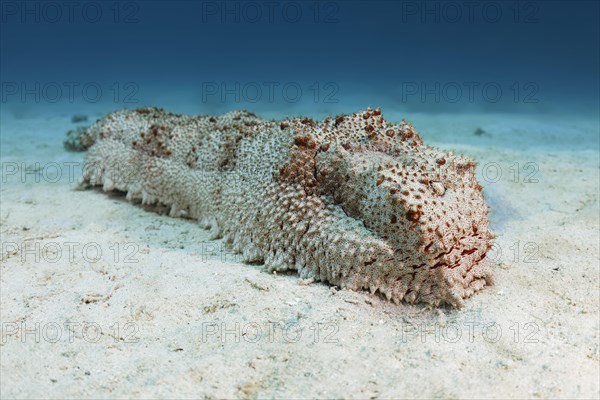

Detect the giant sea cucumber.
xmin=78 ymin=107 xmax=494 ymax=307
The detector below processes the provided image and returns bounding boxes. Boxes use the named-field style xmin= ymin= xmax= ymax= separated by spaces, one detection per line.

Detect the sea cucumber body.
xmin=81 ymin=107 xmax=493 ymax=307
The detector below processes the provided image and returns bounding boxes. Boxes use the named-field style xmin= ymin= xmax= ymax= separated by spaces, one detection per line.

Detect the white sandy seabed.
xmin=0 ymin=107 xmax=598 ymax=399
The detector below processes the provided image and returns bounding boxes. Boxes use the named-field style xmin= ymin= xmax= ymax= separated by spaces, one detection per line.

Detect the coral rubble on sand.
xmin=78 ymin=107 xmax=494 ymax=307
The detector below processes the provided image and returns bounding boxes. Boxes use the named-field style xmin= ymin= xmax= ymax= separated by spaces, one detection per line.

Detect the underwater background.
xmin=1 ymin=3 xmax=600 ymax=398
xmin=1 ymin=0 xmax=598 ymax=122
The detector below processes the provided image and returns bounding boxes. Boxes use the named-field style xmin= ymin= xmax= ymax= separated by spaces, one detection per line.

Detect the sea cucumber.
xmin=64 ymin=126 xmax=95 ymax=151
xmin=77 ymin=107 xmax=494 ymax=307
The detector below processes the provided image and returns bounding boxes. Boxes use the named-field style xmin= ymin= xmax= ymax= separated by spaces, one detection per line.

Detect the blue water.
xmin=1 ymin=0 xmax=598 ymax=122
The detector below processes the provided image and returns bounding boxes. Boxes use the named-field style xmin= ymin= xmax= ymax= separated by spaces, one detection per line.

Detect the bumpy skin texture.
xmin=79 ymin=107 xmax=494 ymax=307
xmin=64 ymin=126 xmax=97 ymax=151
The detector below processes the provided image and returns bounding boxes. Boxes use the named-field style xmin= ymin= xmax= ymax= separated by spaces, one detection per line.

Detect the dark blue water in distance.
xmin=1 ymin=0 xmax=598 ymax=121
